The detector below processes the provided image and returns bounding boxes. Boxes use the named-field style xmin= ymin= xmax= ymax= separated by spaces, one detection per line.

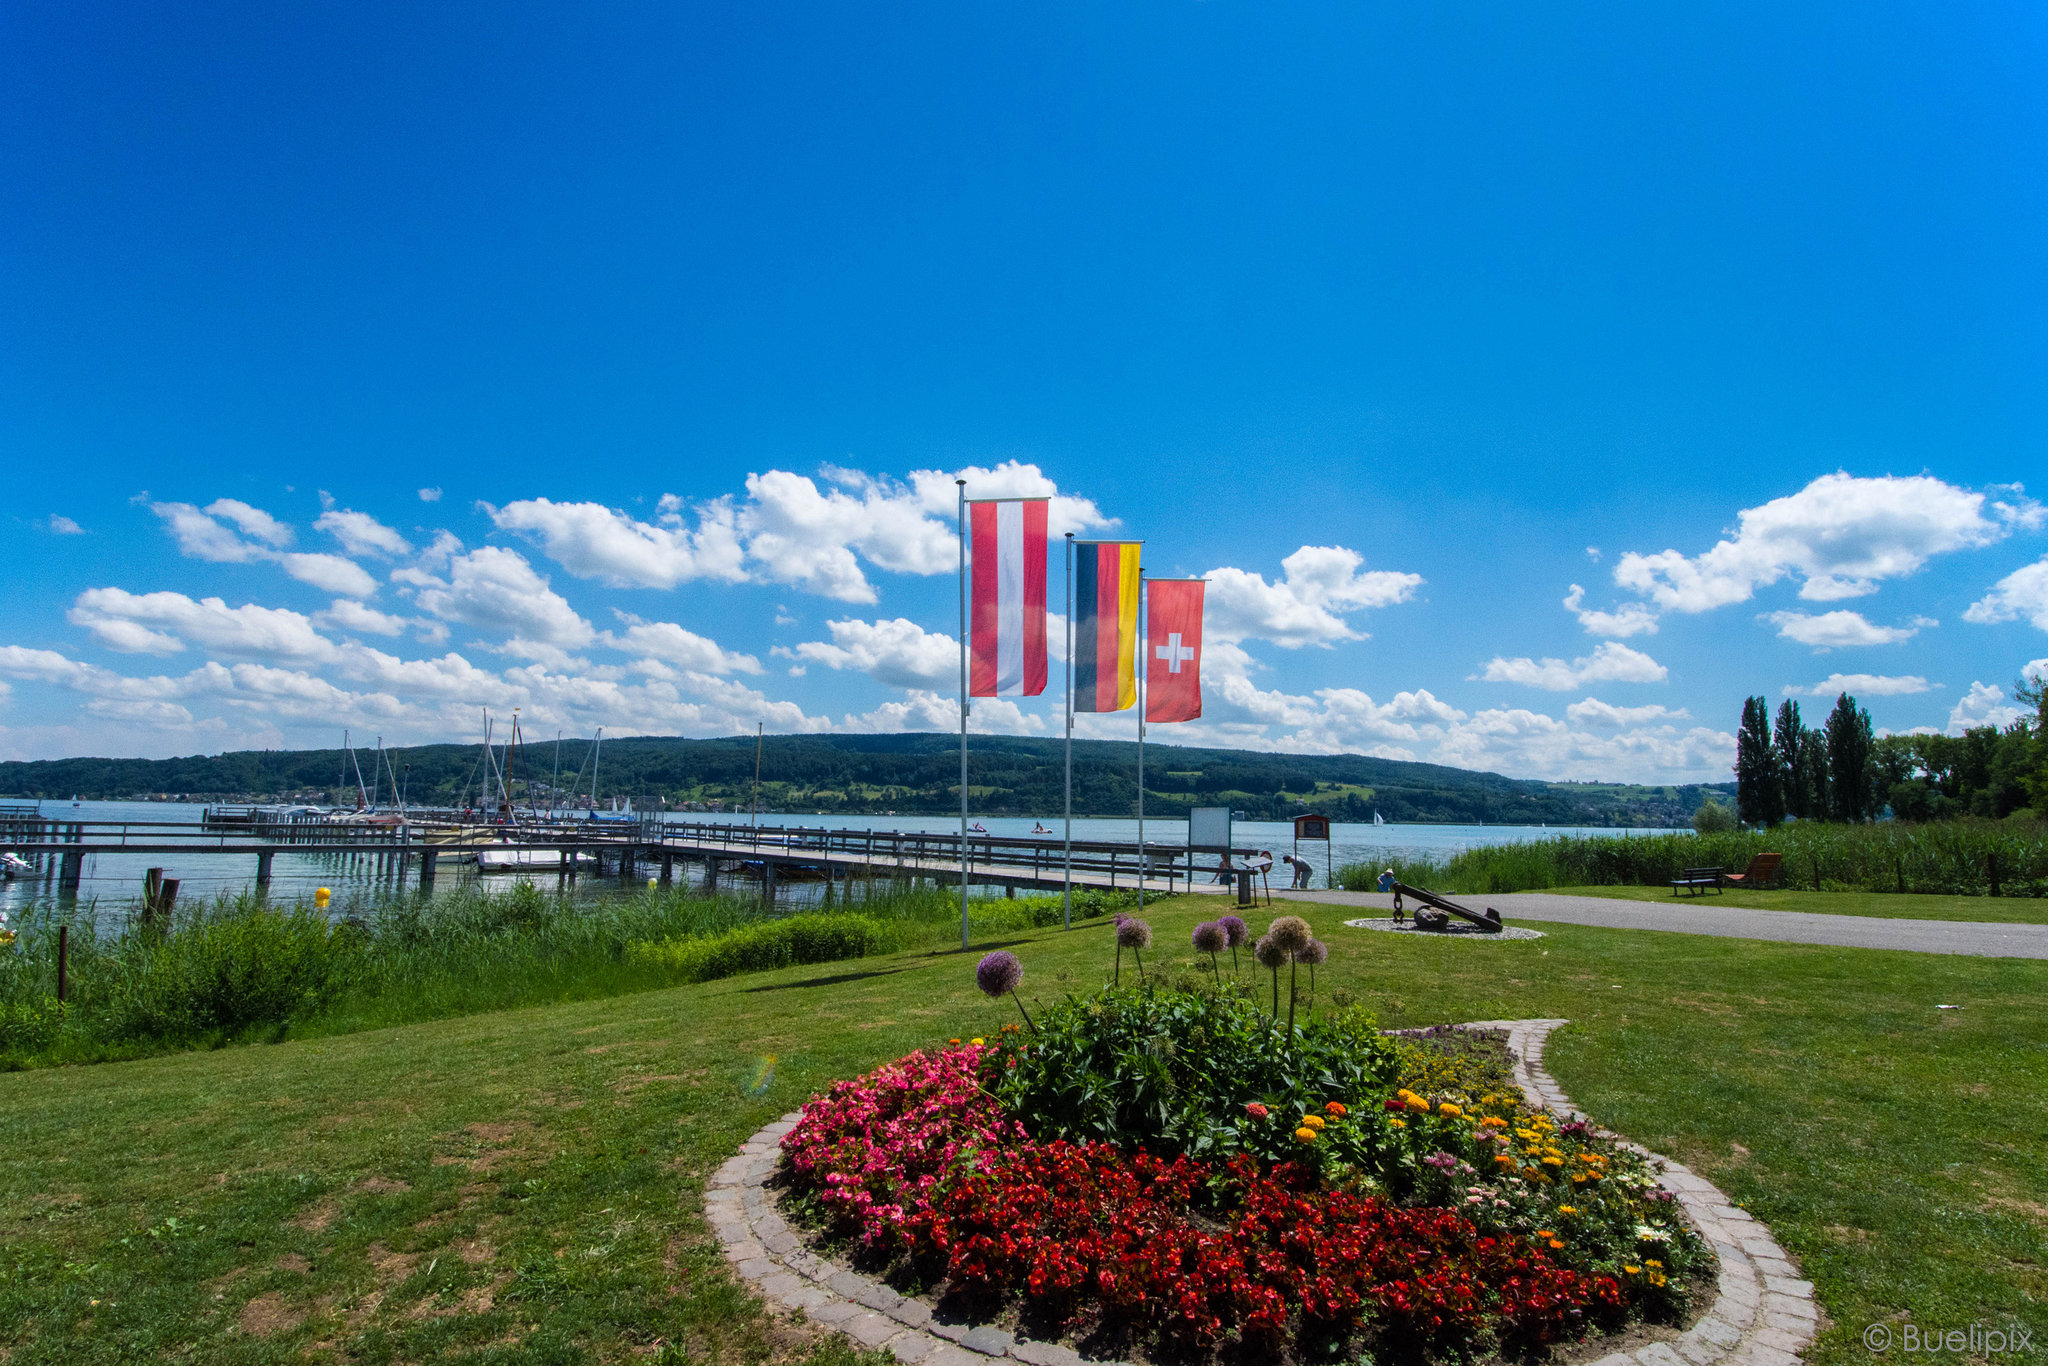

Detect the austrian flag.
xmin=969 ymin=498 xmax=1048 ymax=697
xmin=1145 ymin=578 xmax=1205 ymax=722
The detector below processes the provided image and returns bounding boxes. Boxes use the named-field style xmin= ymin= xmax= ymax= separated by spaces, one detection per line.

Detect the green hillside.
xmin=0 ymin=733 xmax=1728 ymax=827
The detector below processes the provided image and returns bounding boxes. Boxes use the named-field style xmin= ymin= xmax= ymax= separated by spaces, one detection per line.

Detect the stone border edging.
xmin=705 ymin=1019 xmax=1818 ymax=1366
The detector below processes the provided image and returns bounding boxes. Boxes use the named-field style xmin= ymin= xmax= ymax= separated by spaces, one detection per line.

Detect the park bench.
xmin=1720 ymin=852 xmax=1783 ymax=890
xmin=1670 ymin=866 xmax=1723 ymax=895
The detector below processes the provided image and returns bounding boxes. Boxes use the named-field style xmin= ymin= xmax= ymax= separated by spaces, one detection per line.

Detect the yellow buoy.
xmin=313 ymin=887 xmax=331 ymax=907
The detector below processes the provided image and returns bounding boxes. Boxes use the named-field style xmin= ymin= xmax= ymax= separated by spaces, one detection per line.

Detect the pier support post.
xmin=660 ymin=853 xmax=673 ymax=885
xmin=763 ymin=861 xmax=777 ymax=905
xmin=59 ymin=851 xmax=82 ymax=893
xmin=256 ymin=851 xmax=274 ymax=887
xmin=704 ymin=860 xmax=718 ymax=892
xmin=420 ymin=849 xmax=438 ymax=888
xmin=1005 ymin=883 xmax=1016 ymax=899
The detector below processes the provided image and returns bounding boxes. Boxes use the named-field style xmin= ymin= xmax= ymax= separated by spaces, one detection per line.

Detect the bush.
xmin=96 ymin=906 xmax=366 ymax=1042
xmin=1691 ymin=799 xmax=1738 ymax=834
xmin=985 ymin=984 xmax=1398 ymax=1159
xmin=626 ymin=913 xmax=896 ymax=983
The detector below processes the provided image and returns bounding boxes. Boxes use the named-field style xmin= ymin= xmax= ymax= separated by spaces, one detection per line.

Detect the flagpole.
xmin=1063 ymin=532 xmax=1074 ymax=932
xmin=1136 ymin=567 xmax=1145 ymax=915
xmin=957 ymin=477 xmax=970 ymax=952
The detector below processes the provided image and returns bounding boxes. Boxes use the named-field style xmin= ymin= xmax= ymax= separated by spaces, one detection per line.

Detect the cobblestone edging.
xmin=703 ymin=1019 xmax=1818 ymax=1366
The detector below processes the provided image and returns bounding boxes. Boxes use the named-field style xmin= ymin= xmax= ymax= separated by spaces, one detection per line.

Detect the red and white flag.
xmin=1145 ymin=579 xmax=1204 ymax=722
xmin=969 ymin=498 xmax=1048 ymax=697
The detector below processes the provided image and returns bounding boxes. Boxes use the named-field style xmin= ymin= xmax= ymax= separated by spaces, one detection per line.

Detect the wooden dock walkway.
xmin=0 ymin=815 xmax=1253 ymax=900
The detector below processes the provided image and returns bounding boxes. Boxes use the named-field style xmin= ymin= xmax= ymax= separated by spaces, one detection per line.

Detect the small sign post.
xmin=1293 ymin=812 xmax=1331 ymax=890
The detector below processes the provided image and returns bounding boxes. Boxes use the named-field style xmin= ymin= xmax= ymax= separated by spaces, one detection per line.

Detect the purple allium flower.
xmin=1423 ymin=1150 xmax=1459 ymax=1170
xmin=1115 ymin=917 xmax=1153 ymax=950
xmin=975 ymin=950 xmax=1023 ymax=998
xmin=1217 ymin=915 xmax=1249 ymax=948
xmin=1267 ymin=915 xmax=1312 ymax=954
xmin=1295 ymin=938 xmax=1328 ymax=966
xmin=1252 ymin=934 xmax=1287 ymax=970
xmin=1191 ymin=921 xmax=1227 ymax=953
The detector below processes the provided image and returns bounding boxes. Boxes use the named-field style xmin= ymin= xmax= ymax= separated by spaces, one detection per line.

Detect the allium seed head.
xmin=975 ymin=950 xmax=1023 ymax=998
xmin=1191 ymin=921 xmax=1227 ymax=953
xmin=1296 ymin=938 xmax=1329 ymax=966
xmin=1115 ymin=917 xmax=1153 ymax=950
xmin=1217 ymin=915 xmax=1249 ymax=948
xmin=1267 ymin=915 xmax=1313 ymax=954
xmin=1253 ymin=934 xmax=1288 ymax=969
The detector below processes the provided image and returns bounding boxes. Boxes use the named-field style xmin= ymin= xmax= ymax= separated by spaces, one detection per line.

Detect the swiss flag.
xmin=1145 ymin=579 xmax=1204 ymax=722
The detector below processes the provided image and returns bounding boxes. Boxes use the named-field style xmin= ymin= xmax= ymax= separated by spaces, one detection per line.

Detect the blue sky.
xmin=4 ymin=2 xmax=2047 ymax=780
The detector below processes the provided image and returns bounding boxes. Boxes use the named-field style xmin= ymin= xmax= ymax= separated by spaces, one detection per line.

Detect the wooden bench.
xmin=1670 ymin=866 xmax=1723 ymax=895
xmin=1720 ymin=852 xmax=1783 ymax=890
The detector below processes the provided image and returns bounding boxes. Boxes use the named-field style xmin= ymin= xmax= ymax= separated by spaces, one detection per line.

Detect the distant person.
xmin=1377 ymin=868 xmax=1404 ymax=922
xmin=1213 ymin=853 xmax=1237 ymax=884
xmin=1283 ymin=854 xmax=1313 ymax=888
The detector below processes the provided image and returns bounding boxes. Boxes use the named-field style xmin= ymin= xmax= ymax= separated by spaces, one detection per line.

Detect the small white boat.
xmin=1 ymin=852 xmax=32 ymax=878
xmin=1373 ymin=811 xmax=1385 ymax=826
xmin=476 ymin=847 xmax=596 ymax=873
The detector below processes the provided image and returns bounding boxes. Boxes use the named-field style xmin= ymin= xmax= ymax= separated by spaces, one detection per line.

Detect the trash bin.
xmin=1236 ymin=870 xmax=1254 ymax=906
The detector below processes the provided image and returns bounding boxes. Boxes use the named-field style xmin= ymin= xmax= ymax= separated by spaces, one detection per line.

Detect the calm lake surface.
xmin=2 ymin=799 xmax=1680 ymax=926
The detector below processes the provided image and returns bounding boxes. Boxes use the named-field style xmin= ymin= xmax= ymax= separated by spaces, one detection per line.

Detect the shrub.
xmin=984 ymin=984 xmax=1398 ymax=1159
xmin=96 ymin=906 xmax=366 ymax=1042
xmin=626 ymin=913 xmax=895 ymax=983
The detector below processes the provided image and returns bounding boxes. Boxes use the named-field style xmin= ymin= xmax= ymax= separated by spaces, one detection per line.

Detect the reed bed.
xmin=1336 ymin=818 xmax=2048 ymax=898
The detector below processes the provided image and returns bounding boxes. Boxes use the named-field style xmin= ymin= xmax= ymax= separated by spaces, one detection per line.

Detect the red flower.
xmin=1244 ymin=1102 xmax=1269 ymax=1119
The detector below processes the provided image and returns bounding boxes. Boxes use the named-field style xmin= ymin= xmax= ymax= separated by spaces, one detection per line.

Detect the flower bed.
xmin=776 ymin=928 xmax=1707 ymax=1362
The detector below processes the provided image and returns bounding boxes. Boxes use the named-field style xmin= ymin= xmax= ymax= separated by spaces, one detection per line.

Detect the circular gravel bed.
xmin=1343 ymin=917 xmax=1548 ymax=940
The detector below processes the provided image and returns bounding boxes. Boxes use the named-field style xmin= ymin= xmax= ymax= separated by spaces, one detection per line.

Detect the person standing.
xmin=1283 ymin=853 xmax=1313 ymax=889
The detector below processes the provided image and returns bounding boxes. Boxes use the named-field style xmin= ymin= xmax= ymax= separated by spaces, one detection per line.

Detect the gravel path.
xmin=1276 ymin=889 xmax=2048 ymax=959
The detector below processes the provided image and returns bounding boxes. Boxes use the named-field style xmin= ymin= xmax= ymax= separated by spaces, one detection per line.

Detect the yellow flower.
xmin=1294 ymin=1127 xmax=1318 ymax=1144
xmin=1623 ymin=1264 xmax=1641 ymax=1275
xmin=1556 ymin=1205 xmax=1578 ymax=1215
xmin=1390 ymin=1118 xmax=1408 ymax=1129
xmin=1481 ymin=1116 xmax=1508 ymax=1128
xmin=1514 ymin=1128 xmax=1536 ymax=1139
xmin=1541 ymin=1155 xmax=1564 ymax=1167
xmin=971 ymin=1037 xmax=985 ymax=1046
xmin=1405 ymin=1095 xmax=1429 ymax=1114
xmin=1438 ymin=1102 xmax=1462 ymax=1117
xmin=1301 ymin=1114 xmax=1326 ymax=1130
xmin=1645 ymin=1259 xmax=1663 ymax=1268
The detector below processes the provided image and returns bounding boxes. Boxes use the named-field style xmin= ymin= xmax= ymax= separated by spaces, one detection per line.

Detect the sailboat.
xmin=1373 ymin=810 xmax=1385 ymax=826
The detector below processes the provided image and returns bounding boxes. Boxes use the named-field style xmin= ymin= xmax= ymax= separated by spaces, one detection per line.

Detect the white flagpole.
xmin=957 ymin=478 xmax=970 ymax=951
xmin=1063 ymin=532 xmax=1074 ymax=931
xmin=1136 ymin=568 xmax=1146 ymax=914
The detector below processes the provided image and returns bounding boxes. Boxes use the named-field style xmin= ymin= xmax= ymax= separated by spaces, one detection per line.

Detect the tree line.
xmin=1733 ymin=674 xmax=2048 ymax=827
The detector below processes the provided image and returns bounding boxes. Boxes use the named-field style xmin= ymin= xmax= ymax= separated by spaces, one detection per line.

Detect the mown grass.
xmin=0 ymin=898 xmax=2040 ymax=1364
xmin=1549 ymin=885 xmax=2048 ymax=924
xmin=1338 ymin=818 xmax=2048 ymax=899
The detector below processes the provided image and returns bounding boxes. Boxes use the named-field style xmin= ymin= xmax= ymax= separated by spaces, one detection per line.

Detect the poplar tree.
xmin=1824 ymin=692 xmax=1875 ymax=821
xmin=1774 ymin=700 xmax=1810 ymax=819
xmin=1735 ymin=696 xmax=1784 ymax=826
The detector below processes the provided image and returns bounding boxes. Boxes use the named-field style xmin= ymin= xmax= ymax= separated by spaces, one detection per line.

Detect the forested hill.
xmin=0 ymin=733 xmax=1728 ymax=828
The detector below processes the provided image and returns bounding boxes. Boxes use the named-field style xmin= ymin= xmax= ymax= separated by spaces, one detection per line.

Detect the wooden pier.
xmin=0 ymin=813 xmax=1256 ymax=901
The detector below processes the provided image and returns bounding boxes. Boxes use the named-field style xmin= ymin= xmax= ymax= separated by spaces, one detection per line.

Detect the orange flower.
xmin=1325 ymin=1101 xmax=1348 ymax=1117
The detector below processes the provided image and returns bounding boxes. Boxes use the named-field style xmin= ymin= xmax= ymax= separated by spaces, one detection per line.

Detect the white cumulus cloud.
xmin=1782 ymin=673 xmax=1933 ymax=697
xmin=1762 ymin=610 xmax=1928 ymax=649
xmin=489 ymin=495 xmax=746 ymax=590
xmin=784 ymin=618 xmax=959 ymax=690
xmin=67 ymin=589 xmax=339 ymax=662
xmin=204 ymin=498 xmax=295 ymax=547
xmin=1563 ymin=585 xmax=1659 ymax=638
xmin=315 ymin=508 xmax=414 ymax=558
xmin=1963 ymin=555 xmax=2048 ymax=632
xmin=610 ymin=616 xmax=762 ymax=675
xmin=315 ymin=599 xmax=411 ymax=638
xmin=1612 ymin=473 xmax=2038 ymax=613
xmin=1206 ymin=546 xmax=1423 ymax=648
xmin=1476 ymin=642 xmax=1668 ymax=691
xmin=1948 ymin=681 xmax=2024 ymax=733
xmin=409 ymin=547 xmax=594 ymax=647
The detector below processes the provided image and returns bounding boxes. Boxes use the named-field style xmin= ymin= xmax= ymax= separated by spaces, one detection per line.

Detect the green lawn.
xmin=1 ymin=898 xmax=2042 ymax=1364
xmin=1551 ymin=884 xmax=2048 ymax=923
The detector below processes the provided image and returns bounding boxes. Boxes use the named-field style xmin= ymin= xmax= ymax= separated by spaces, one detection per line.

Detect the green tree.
xmin=2020 ymin=669 xmax=2048 ymax=817
xmin=1735 ymin=695 xmax=1783 ymax=826
xmin=1798 ymin=727 xmax=1831 ymax=821
xmin=1774 ymin=700 xmax=1812 ymax=819
xmin=1824 ymin=692 xmax=1875 ymax=821
xmin=1691 ymin=798 xmax=1738 ymax=833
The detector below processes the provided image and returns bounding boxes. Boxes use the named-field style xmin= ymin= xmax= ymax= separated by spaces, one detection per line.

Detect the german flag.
xmin=1073 ymin=541 xmax=1140 ymax=712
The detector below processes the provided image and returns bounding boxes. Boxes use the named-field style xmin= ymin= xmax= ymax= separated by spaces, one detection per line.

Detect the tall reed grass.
xmin=1336 ymin=818 xmax=2048 ymax=898
xmin=0 ymin=879 xmax=1137 ymax=1068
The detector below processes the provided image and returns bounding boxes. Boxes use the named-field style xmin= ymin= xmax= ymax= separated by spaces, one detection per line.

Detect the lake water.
xmin=0 ymin=800 xmax=1678 ymax=927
